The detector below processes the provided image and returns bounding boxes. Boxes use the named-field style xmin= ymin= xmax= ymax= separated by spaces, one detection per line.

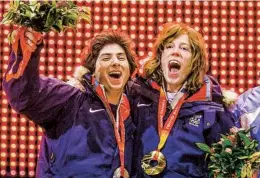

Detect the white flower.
xmin=222 ymin=89 xmax=238 ymax=106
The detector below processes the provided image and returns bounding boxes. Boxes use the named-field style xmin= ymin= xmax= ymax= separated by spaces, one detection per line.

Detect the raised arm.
xmin=2 ymin=28 xmax=83 ymax=127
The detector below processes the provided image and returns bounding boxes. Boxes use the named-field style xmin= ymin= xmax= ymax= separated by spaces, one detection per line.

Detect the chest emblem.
xmin=189 ymin=114 xmax=202 ymax=127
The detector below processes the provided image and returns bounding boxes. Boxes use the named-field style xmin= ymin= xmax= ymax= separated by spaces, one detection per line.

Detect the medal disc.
xmin=141 ymin=150 xmax=166 ymax=175
xmin=113 ymin=167 xmax=129 ymax=178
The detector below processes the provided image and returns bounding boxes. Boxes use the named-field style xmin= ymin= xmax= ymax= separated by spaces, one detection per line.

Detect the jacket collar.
xmin=186 ymin=76 xmax=212 ymax=102
xmin=147 ymin=75 xmax=213 ymax=103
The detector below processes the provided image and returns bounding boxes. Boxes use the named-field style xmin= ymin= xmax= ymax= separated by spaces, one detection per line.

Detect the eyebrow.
xmin=117 ymin=53 xmax=126 ymax=56
xmin=100 ymin=53 xmax=112 ymax=56
xmin=100 ymin=52 xmax=126 ymax=56
xmin=180 ymin=43 xmax=190 ymax=46
xmin=166 ymin=42 xmax=190 ymax=46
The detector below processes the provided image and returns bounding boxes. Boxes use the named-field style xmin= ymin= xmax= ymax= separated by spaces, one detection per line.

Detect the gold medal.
xmin=139 ymin=86 xmax=187 ymax=176
xmin=141 ymin=150 xmax=166 ymax=175
xmin=113 ymin=167 xmax=129 ymax=178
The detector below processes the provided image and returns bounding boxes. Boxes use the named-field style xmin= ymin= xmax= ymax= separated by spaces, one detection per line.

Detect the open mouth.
xmin=168 ymin=60 xmax=181 ymax=73
xmin=108 ymin=71 xmax=122 ymax=79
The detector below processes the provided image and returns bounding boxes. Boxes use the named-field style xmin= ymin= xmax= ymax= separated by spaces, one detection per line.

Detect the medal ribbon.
xmin=153 ymin=87 xmax=187 ymax=160
xmin=6 ymin=27 xmax=42 ymax=82
xmin=95 ymin=84 xmax=130 ymax=176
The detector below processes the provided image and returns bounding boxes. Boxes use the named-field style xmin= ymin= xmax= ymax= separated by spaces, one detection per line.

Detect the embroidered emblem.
xmin=189 ymin=115 xmax=202 ymax=127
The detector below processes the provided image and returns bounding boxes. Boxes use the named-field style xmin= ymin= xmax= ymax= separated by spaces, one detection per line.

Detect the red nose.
xmin=171 ymin=51 xmax=180 ymax=57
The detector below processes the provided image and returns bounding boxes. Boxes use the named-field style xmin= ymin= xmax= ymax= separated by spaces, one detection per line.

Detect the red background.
xmin=0 ymin=1 xmax=259 ymax=177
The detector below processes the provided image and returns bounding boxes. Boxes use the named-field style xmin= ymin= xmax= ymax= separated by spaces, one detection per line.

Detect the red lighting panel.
xmin=0 ymin=1 xmax=259 ymax=177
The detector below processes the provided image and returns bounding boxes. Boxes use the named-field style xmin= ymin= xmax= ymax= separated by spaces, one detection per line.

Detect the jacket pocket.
xmin=203 ymin=110 xmax=217 ymax=130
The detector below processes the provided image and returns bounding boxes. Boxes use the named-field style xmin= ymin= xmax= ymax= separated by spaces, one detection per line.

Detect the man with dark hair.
xmin=3 ymin=28 xmax=137 ymax=178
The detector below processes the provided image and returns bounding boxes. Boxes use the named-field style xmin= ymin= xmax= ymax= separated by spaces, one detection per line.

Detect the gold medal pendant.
xmin=141 ymin=150 xmax=166 ymax=175
xmin=139 ymin=87 xmax=187 ymax=176
xmin=113 ymin=167 xmax=129 ymax=178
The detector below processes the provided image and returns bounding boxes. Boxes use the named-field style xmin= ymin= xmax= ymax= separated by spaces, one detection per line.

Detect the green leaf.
xmin=216 ymin=174 xmax=224 ymax=178
xmin=24 ymin=9 xmax=34 ymax=18
xmin=196 ymin=143 xmax=211 ymax=153
xmin=52 ymin=25 xmax=61 ymax=32
xmin=66 ymin=12 xmax=78 ymax=21
xmin=1 ymin=12 xmax=12 ymax=24
xmin=51 ymin=0 xmax=56 ymax=6
xmin=238 ymin=132 xmax=251 ymax=147
xmin=79 ymin=12 xmax=91 ymax=24
xmin=208 ymin=164 xmax=219 ymax=169
xmin=10 ymin=1 xmax=14 ymax=8
xmin=62 ymin=16 xmax=69 ymax=26
xmin=250 ymin=140 xmax=258 ymax=149
xmin=81 ymin=6 xmax=90 ymax=13
xmin=52 ymin=19 xmax=63 ymax=32
xmin=67 ymin=1 xmax=76 ymax=9
xmin=45 ymin=6 xmax=56 ymax=28
xmin=238 ymin=156 xmax=249 ymax=160
xmin=10 ymin=0 xmax=19 ymax=10
xmin=14 ymin=0 xmax=20 ymax=8
xmin=220 ymin=151 xmax=232 ymax=158
xmin=29 ymin=0 xmax=37 ymax=6
xmin=29 ymin=1 xmax=40 ymax=12
xmin=223 ymin=139 xmax=232 ymax=148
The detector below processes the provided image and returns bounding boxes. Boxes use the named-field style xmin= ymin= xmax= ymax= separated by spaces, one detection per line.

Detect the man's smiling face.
xmin=94 ymin=43 xmax=130 ymax=93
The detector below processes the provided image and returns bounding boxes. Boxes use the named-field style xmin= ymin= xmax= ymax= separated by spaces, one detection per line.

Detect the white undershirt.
xmin=167 ymin=92 xmax=177 ymax=104
xmin=165 ymin=82 xmax=187 ymax=109
xmin=167 ymin=91 xmax=185 ymax=109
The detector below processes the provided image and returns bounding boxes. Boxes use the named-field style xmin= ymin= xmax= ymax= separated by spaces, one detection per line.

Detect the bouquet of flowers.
xmin=1 ymin=0 xmax=91 ymax=32
xmin=1 ymin=0 xmax=91 ymax=82
xmin=196 ymin=127 xmax=260 ymax=178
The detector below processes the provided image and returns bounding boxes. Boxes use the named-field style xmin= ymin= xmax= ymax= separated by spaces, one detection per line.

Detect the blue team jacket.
xmin=3 ymin=48 xmax=136 ymax=178
xmin=128 ymin=76 xmax=235 ymax=178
